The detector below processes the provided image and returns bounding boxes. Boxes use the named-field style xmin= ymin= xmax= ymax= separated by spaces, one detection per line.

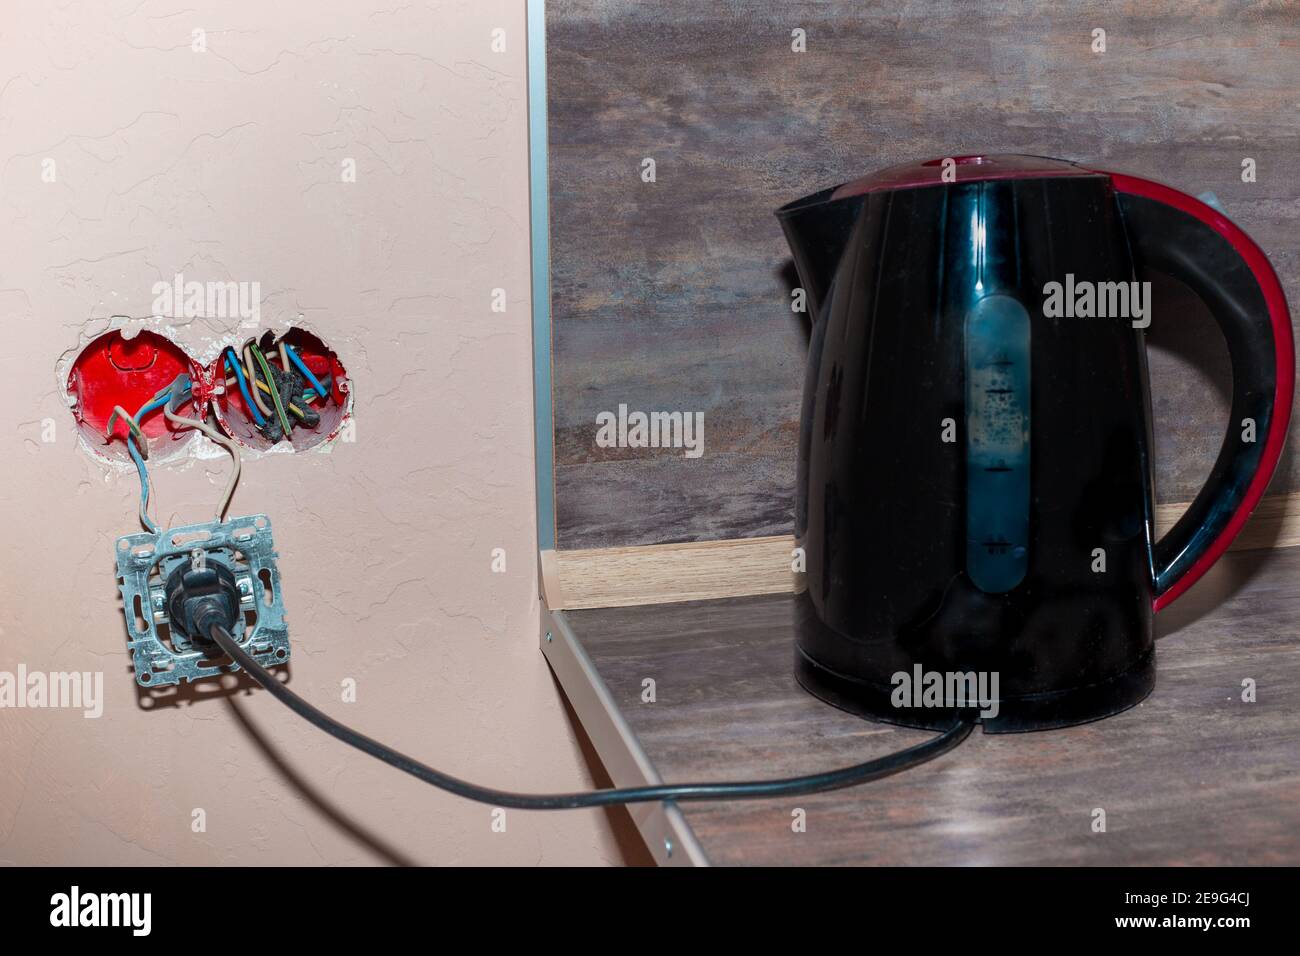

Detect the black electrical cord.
xmin=206 ymin=619 xmax=975 ymax=810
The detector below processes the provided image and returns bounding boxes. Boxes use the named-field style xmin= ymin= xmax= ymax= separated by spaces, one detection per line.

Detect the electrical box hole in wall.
xmin=66 ymin=331 xmax=200 ymax=462
xmin=67 ymin=327 xmax=353 ymax=462
xmin=213 ymin=328 xmax=351 ymax=451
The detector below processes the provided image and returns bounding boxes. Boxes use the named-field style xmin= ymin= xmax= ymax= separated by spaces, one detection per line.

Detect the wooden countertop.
xmin=556 ymin=547 xmax=1300 ymax=865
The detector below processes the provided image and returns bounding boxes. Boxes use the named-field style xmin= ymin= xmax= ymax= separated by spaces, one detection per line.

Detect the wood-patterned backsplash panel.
xmin=548 ymin=0 xmax=1299 ymax=550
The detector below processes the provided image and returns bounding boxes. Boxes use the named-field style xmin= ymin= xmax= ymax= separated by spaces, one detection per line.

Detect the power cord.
xmin=108 ymin=356 xmax=976 ymax=807
xmin=194 ymin=607 xmax=975 ymax=810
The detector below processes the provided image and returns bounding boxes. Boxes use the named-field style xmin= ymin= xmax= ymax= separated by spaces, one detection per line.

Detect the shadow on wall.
xmin=225 ymin=696 xmax=418 ymax=867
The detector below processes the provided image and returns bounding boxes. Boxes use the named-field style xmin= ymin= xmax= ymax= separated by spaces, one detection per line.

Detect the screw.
xmin=545 ymin=631 xmax=553 ymax=643
xmin=664 ymin=838 xmax=673 ymax=859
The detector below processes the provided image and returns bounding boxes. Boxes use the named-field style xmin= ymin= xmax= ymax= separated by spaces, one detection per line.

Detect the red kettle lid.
xmin=831 ymin=154 xmax=1095 ymax=199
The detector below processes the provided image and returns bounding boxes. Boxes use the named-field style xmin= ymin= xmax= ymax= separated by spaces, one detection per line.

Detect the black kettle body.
xmin=777 ymin=155 xmax=1293 ymax=732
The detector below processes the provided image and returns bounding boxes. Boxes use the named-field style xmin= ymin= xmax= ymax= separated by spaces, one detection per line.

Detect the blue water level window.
xmin=965 ymin=294 xmax=1031 ymax=593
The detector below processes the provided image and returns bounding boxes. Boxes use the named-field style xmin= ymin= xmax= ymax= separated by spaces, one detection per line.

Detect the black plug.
xmin=164 ymin=549 xmax=241 ymax=641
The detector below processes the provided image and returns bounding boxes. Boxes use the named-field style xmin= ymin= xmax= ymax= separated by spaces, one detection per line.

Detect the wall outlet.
xmin=115 ymin=514 xmax=290 ymax=687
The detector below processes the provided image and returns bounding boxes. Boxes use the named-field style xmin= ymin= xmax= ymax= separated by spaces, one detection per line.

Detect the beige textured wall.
xmin=0 ymin=1 xmax=621 ymax=865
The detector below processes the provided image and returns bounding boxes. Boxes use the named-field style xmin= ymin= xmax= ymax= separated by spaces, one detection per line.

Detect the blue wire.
xmin=226 ymin=349 xmax=265 ymax=425
xmin=124 ymin=389 xmax=183 ymax=534
xmin=127 ymin=438 xmax=158 ymax=533
xmin=139 ymin=394 xmax=170 ymax=418
xmin=126 ymin=394 xmax=168 ymax=534
xmin=283 ymin=342 xmax=330 ymax=404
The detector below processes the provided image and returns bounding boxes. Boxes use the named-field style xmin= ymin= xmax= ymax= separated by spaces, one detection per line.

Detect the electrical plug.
xmin=163 ymin=548 xmax=242 ymax=641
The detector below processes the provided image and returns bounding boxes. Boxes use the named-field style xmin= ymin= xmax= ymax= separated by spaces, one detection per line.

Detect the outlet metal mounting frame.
xmin=115 ymin=514 xmax=289 ymax=687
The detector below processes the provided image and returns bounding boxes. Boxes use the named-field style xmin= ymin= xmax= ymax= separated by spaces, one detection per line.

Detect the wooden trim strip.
xmin=548 ymin=492 xmax=1300 ymax=610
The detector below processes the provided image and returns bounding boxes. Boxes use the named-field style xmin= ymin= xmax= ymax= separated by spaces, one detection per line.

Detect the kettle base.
xmin=794 ymin=647 xmax=1155 ymax=734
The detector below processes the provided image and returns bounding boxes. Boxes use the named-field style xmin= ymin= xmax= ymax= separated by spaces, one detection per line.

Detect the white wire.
xmin=163 ymin=399 xmax=242 ymax=522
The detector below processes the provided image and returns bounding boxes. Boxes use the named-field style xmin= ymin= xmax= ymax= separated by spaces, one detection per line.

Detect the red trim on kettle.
xmin=1102 ymin=172 xmax=1295 ymax=612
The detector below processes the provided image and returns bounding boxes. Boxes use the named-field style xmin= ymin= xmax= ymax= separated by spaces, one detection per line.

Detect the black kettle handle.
xmin=1104 ymin=172 xmax=1294 ymax=610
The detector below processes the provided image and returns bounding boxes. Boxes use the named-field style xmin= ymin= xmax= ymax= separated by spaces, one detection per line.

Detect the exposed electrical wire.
xmin=243 ymin=342 xmax=275 ymax=419
xmin=249 ymin=342 xmax=292 ymax=438
xmin=223 ymin=369 xmax=330 ymax=413
xmin=226 ymin=348 xmax=265 ymax=426
xmin=203 ymin=617 xmax=974 ymax=811
xmin=221 ymin=342 xmax=330 ymax=437
xmin=127 ymin=437 xmax=157 ymax=534
xmin=107 ymin=389 xmax=171 ymax=533
xmin=107 ymin=375 xmax=243 ymax=529
xmin=246 ymin=375 xmax=310 ymax=419
xmin=106 ymin=405 xmax=148 ymax=454
xmin=282 ymin=342 xmax=330 ymax=406
xmin=161 ymin=376 xmax=242 ymax=522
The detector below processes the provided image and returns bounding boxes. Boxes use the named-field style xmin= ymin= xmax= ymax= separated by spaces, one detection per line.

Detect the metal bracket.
xmin=115 ymin=514 xmax=289 ymax=687
xmin=539 ymin=604 xmax=709 ymax=866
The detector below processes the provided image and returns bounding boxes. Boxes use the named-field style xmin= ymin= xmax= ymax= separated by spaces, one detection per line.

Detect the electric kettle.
xmin=777 ymin=154 xmax=1294 ymax=732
